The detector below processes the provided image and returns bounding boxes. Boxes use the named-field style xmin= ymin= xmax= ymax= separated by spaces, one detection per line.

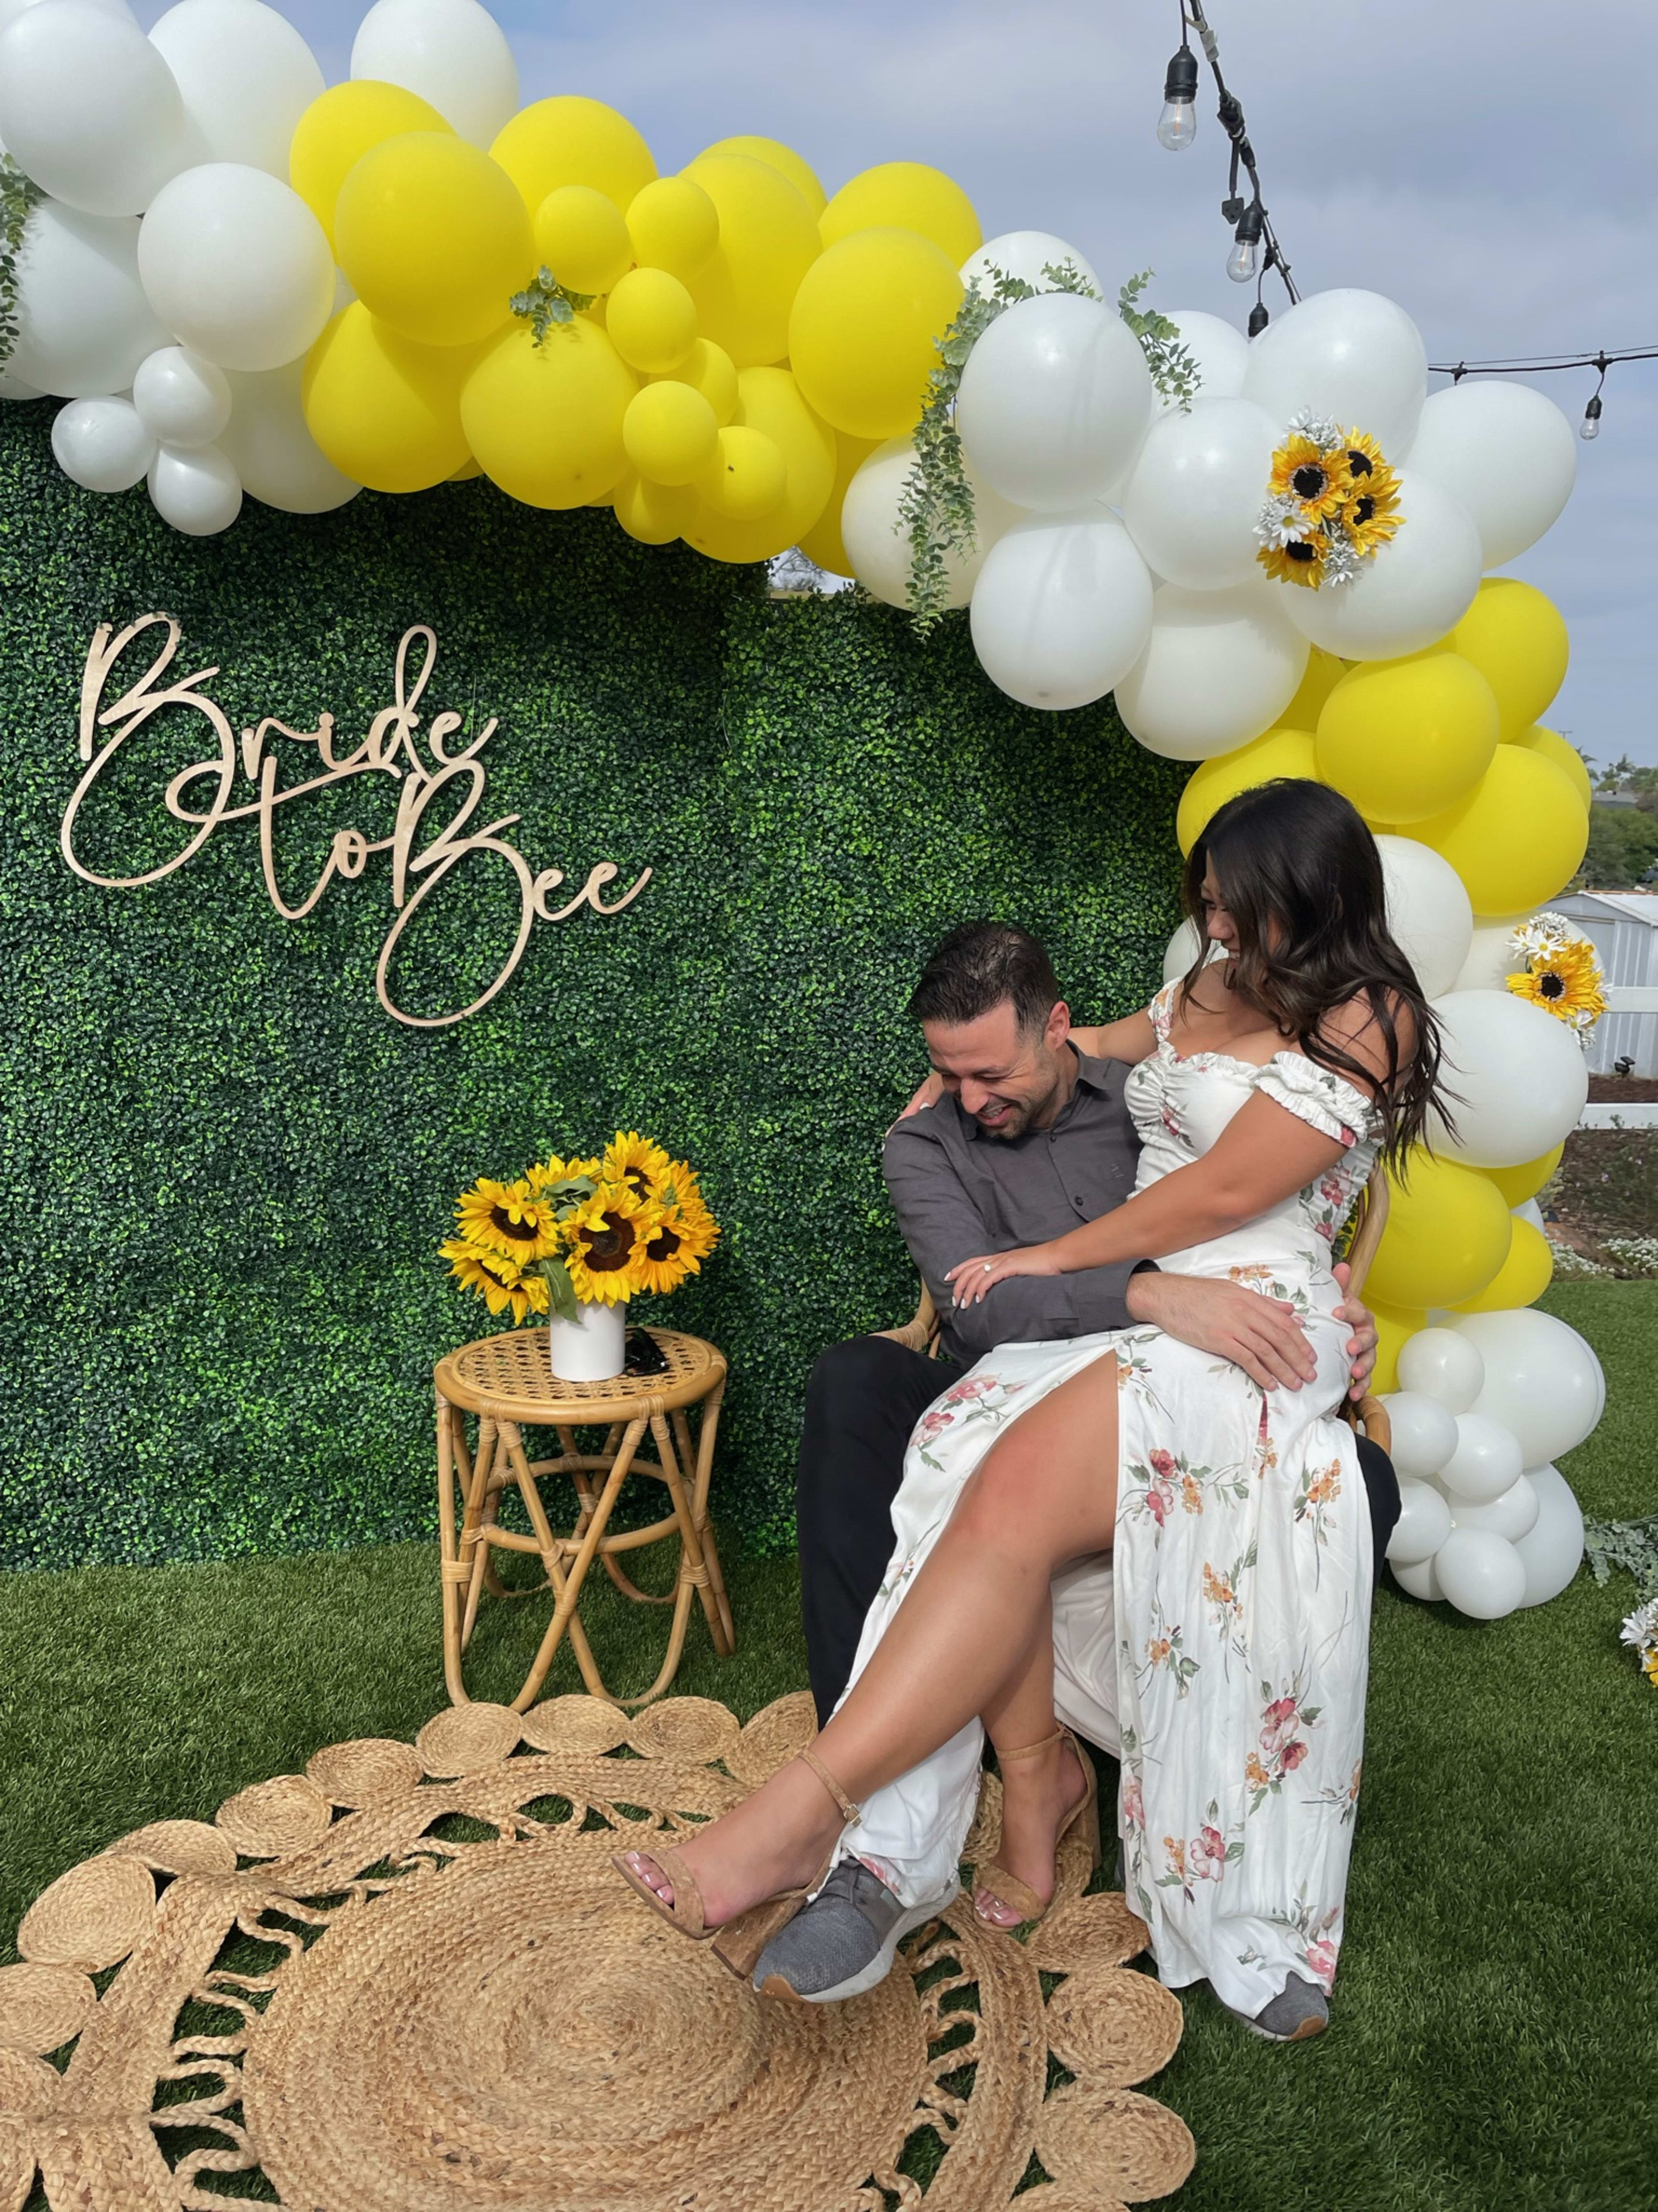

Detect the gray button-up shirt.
xmin=882 ymin=1046 xmax=1147 ymax=1367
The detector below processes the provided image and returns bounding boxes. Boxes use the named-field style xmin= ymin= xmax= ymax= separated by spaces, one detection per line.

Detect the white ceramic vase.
xmin=547 ymin=1298 xmax=626 ymax=1383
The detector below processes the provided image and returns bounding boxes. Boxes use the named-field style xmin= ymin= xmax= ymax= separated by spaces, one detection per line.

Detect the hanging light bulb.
xmin=1227 ymin=201 xmax=1263 ymax=283
xmin=1158 ymin=41 xmax=1200 ymax=150
xmin=1580 ymin=392 xmax=1603 ymax=441
xmin=1247 ymin=301 xmax=1270 ymax=338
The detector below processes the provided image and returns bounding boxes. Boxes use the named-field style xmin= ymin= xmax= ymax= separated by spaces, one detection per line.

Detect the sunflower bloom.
xmin=440 ymin=1237 xmax=550 ymax=1324
xmin=454 ymin=1176 xmax=566 ymax=1263
xmin=564 ymin=1183 xmax=661 ymax=1305
xmin=631 ymin=1172 xmax=721 ymax=1295
xmin=1257 ymin=534 xmax=1328 ymax=588
xmin=1506 ymin=940 xmax=1608 ymax=1032
xmin=602 ymin=1130 xmax=676 ymax=1205
xmin=1267 ymin=434 xmax=1351 ymax=524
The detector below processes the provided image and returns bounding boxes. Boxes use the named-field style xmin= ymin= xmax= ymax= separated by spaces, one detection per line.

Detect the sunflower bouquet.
xmin=440 ymin=1133 xmax=719 ymax=1325
xmin=1505 ymin=913 xmax=1608 ymax=1039
xmin=1255 ymin=409 xmax=1403 ymax=589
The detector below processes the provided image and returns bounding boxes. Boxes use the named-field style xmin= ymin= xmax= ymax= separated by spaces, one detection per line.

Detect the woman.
xmin=616 ymin=780 xmax=1445 ymax=2039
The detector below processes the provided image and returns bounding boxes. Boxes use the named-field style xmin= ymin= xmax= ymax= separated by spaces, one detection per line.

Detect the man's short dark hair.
xmin=908 ymin=922 xmax=1063 ymax=1035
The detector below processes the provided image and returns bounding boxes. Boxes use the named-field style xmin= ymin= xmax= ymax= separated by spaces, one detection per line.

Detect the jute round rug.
xmin=0 ymin=1692 xmax=1194 ymax=2212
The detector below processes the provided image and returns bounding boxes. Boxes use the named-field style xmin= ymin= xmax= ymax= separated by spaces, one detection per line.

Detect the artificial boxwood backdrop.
xmin=0 ymin=402 xmax=1185 ymax=1570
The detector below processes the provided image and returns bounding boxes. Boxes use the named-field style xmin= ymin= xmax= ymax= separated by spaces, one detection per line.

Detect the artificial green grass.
xmin=3 ymin=1282 xmax=1655 ymax=2211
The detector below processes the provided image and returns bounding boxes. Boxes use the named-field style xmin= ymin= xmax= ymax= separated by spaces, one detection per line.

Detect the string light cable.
xmin=1429 ymin=345 xmax=1658 ymax=440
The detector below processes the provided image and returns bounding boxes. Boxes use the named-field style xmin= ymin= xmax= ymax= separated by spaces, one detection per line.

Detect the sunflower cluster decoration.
xmin=1256 ymin=410 xmax=1404 ymax=589
xmin=1505 ymin=913 xmax=1609 ymax=1040
xmin=441 ymin=1133 xmax=718 ymax=1323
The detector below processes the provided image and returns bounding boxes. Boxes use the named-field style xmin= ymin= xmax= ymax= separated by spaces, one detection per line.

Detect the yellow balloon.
xmin=605 ymin=266 xmax=697 ymax=375
xmin=1367 ymin=1300 xmax=1427 ymax=1397
xmin=335 ymin=133 xmax=530 ymax=349
xmin=1452 ymin=1216 xmax=1554 ymax=1312
xmin=681 ymin=153 xmax=821 ymax=367
xmin=654 ymin=335 xmax=737 ymax=425
xmin=1315 ymin=652 xmax=1499 ymax=826
xmin=1481 ymin=1142 xmax=1563 ymax=1208
xmin=289 ymin=81 xmax=452 ymax=251
xmin=700 ymin=424 xmax=786 ymax=519
xmin=460 ymin=318 xmax=637 ymax=509
xmin=623 ymin=378 xmax=718 ymax=486
xmin=301 ymin=304 xmax=474 ymax=492
xmin=797 ymin=430 xmax=879 ymax=577
xmin=1415 ymin=746 xmax=1588 ymax=916
xmin=1177 ymin=728 xmax=1320 ymax=855
xmin=789 ymin=226 xmax=963 ymax=440
xmin=490 ymin=95 xmax=656 ymax=217
xmin=819 ymin=161 xmax=981 ymax=265
xmin=1452 ymin=577 xmax=1569 ymax=739
xmin=533 ymin=184 xmax=632 ymax=295
xmin=1281 ymin=646 xmax=1347 ymax=732
xmin=1512 ymin=723 xmax=1592 ymax=810
xmin=698 ymin=135 xmax=826 ymax=218
xmin=682 ymin=365 xmax=834 ymax=564
xmin=626 ymin=175 xmax=720 ymax=281
xmin=611 ymin=470 xmax=695 ymax=546
xmin=1366 ymin=1149 xmax=1515 ymax=1310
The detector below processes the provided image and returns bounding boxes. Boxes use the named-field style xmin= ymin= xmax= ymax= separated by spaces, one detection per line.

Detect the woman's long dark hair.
xmin=1182 ymin=778 xmax=1450 ymax=1163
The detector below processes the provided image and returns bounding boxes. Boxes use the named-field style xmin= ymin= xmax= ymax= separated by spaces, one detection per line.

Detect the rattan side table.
xmin=434 ymin=1326 xmax=735 ymax=1711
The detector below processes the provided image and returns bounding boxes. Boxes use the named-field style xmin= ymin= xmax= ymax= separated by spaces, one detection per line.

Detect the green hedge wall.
xmin=0 ymin=401 xmax=1186 ymax=1570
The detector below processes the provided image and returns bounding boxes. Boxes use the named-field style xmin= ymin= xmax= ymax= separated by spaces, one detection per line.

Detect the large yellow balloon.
xmin=1281 ymin=646 xmax=1347 ymax=732
xmin=490 ymin=96 xmax=656 ymax=217
xmin=1512 ymin=724 xmax=1592 ymax=810
xmin=682 ymin=365 xmax=834 ymax=564
xmin=605 ymin=267 xmax=696 ymax=375
xmin=460 ymin=318 xmax=637 ymax=509
xmin=533 ymin=184 xmax=632 ymax=295
xmin=655 ymin=335 xmax=738 ymax=425
xmin=335 ymin=134 xmax=530 ymax=349
xmin=789 ymin=227 xmax=963 ymax=440
xmin=1481 ymin=1142 xmax=1563 ymax=1207
xmin=1367 ymin=1299 xmax=1427 ymax=1396
xmin=682 ymin=153 xmax=821 ymax=367
xmin=302 ymin=304 xmax=475 ymax=492
xmin=611 ymin=471 xmax=695 ymax=546
xmin=1452 ymin=577 xmax=1569 ymax=739
xmin=626 ymin=175 xmax=720 ymax=280
xmin=1315 ymin=652 xmax=1500 ymax=826
xmin=700 ymin=424 xmax=787 ymax=519
xmin=1177 ymin=728 xmax=1320 ymax=855
xmin=698 ymin=136 xmax=826 ymax=218
xmin=1414 ymin=746 xmax=1588 ymax=916
xmin=1452 ymin=1216 xmax=1555 ymax=1313
xmin=797 ymin=429 xmax=878 ymax=577
xmin=289 ymin=82 xmax=452 ymax=252
xmin=623 ymin=379 xmax=718 ymax=486
xmin=820 ymin=161 xmax=981 ymax=265
xmin=1366 ymin=1150 xmax=1514 ymax=1311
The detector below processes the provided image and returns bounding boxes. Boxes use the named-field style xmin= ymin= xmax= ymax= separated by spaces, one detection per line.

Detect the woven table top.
xmin=435 ymin=1326 xmax=725 ymax=1421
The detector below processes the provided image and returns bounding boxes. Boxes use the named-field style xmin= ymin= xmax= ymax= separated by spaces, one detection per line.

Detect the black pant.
xmin=796 ymin=1334 xmax=1402 ymax=1728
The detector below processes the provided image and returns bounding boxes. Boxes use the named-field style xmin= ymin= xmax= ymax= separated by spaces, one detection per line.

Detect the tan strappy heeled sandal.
xmin=973 ymin=1724 xmax=1101 ymax=1928
xmin=611 ymin=1744 xmax=862 ymax=1980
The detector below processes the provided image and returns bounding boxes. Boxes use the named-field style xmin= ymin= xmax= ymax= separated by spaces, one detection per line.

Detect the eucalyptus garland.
xmin=508 ymin=265 xmax=598 ymax=345
xmin=0 ymin=155 xmax=42 ymax=371
xmin=1584 ymin=1513 xmax=1658 ymax=1604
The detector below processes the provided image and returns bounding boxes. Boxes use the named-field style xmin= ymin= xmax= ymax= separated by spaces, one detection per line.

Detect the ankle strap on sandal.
xmin=800 ymin=1744 xmax=861 ymax=1825
xmin=996 ymin=1726 xmax=1067 ymax=1763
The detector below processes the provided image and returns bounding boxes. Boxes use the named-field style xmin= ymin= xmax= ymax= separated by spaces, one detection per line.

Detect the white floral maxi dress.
xmin=833 ymin=984 xmax=1381 ymax=2016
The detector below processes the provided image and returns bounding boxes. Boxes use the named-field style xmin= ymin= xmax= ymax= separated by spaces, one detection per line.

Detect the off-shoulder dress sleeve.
xmin=1251 ymin=1053 xmax=1376 ymax=1149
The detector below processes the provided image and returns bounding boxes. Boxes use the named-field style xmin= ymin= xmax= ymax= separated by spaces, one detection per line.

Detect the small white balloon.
xmin=1402 ymin=380 xmax=1576 ymax=570
xmin=1387 ymin=1477 xmax=1453 ymax=1567
xmin=1376 ymin=835 xmax=1474 ymax=999
xmin=1121 ymin=396 xmax=1280 ymax=591
xmin=1161 ymin=918 xmax=1206 ymax=984
xmin=350 ymin=0 xmax=519 ymax=148
xmin=1452 ymin=1309 xmax=1604 ymax=1468
xmin=219 ymin=361 xmax=360 ymax=512
xmin=961 ymin=231 xmax=1101 ymax=298
xmin=1512 ymin=1198 xmax=1546 ymax=1233
xmin=1449 ymin=1472 xmax=1539 ymax=1544
xmin=1428 ymin=989 xmax=1588 ymax=1167
xmin=956 ymin=291 xmax=1155 ymax=514
xmin=133 ymin=343 xmax=230 ymax=448
xmin=969 ymin=511 xmax=1154 ymax=711
xmin=149 ymin=0 xmax=324 ymax=181
xmin=1439 ymin=1412 xmax=1525 ymax=1503
xmin=50 ymin=393 xmax=155 ymax=489
xmin=1379 ymin=1389 xmax=1459 ymax=1479
xmin=1452 ymin=911 xmax=1537 ymax=994
xmin=1276 ymin=469 xmax=1483 ymax=661
xmin=841 ymin=436 xmax=1020 ymax=610
xmin=138 ymin=163 xmax=335 ymax=372
xmin=1512 ymin=1464 xmax=1585 ymax=1607
xmin=1390 ymin=1551 xmax=1443 ymax=1602
xmin=1241 ymin=286 xmax=1429 ymax=456
xmin=9 ymin=201 xmax=168 ymax=397
xmin=1434 ymin=1526 xmax=1526 ymax=1620
xmin=1396 ymin=1326 xmax=1485 ymax=1415
xmin=1160 ymin=309 xmax=1250 ymax=404
xmin=148 ymin=439 xmax=241 ymax=532
xmin=0 ymin=0 xmax=136 ymax=27
xmin=1114 ymin=580 xmax=1308 ymax=760
xmin=0 ymin=0 xmax=189 ymax=215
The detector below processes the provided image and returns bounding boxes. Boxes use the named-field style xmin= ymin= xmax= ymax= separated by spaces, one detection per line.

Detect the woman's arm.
xmin=1069 ymin=1009 xmax=1158 ymax=1065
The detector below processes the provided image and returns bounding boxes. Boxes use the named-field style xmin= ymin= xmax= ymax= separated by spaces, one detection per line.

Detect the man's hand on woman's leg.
xmin=1125 ymin=1272 xmax=1318 ymax=1393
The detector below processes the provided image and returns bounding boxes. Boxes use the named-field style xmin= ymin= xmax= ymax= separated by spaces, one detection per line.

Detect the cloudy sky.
xmin=137 ymin=1 xmax=1658 ymax=769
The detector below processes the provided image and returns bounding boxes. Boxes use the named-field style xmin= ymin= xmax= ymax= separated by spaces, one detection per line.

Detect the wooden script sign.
xmin=59 ymin=619 xmax=651 ymax=1028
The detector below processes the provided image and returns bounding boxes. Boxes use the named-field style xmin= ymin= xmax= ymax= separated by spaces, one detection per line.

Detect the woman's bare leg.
xmin=972 ymin=1595 xmax=1092 ymax=1927
xmin=620 ymin=1354 xmax=1119 ymax=1927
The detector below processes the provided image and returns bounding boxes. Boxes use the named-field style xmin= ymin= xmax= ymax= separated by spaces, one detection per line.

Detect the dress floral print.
xmin=829 ymin=984 xmax=1383 ymax=2020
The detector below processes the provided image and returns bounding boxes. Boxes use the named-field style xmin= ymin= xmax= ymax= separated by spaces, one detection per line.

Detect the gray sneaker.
xmin=1234 ymin=1973 xmax=1329 ymax=2041
xmin=752 ymin=1860 xmax=957 ymax=2003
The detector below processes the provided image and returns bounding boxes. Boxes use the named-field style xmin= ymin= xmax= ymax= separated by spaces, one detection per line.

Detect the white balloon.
xmin=1396 ymin=1326 xmax=1485 ymax=1414
xmin=148 ymin=439 xmax=240 ymax=532
xmin=969 ymin=511 xmax=1154 ymax=712
xmin=0 ymin=364 xmax=45 ymax=398
xmin=50 ymin=392 xmax=154 ymax=489
xmin=1387 ymin=1477 xmax=1453 ymax=1566
xmin=219 ymin=361 xmax=360 ymax=513
xmin=138 ymin=163 xmax=334 ymax=372
xmin=1402 ymin=380 xmax=1576 ymax=570
xmin=956 ymin=292 xmax=1155 ymax=514
xmin=1512 ymin=1198 xmax=1546 ymax=1233
xmin=1376 ymin=835 xmax=1474 ymax=998
xmin=133 ymin=342 xmax=230 ymax=448
xmin=0 ymin=0 xmax=189 ymax=216
xmin=1390 ymin=1551 xmax=1443 ymax=1602
xmin=1379 ymin=1389 xmax=1459 ymax=1478
xmin=1449 ymin=1472 xmax=1539 ymax=1543
xmin=961 ymin=230 xmax=1101 ymax=298
xmin=1121 ymin=397 xmax=1279 ymax=591
xmin=149 ymin=0 xmax=324 ymax=181
xmin=1453 ymin=911 xmax=1536 ymax=994
xmin=1439 ymin=1412 xmax=1524 ymax=1503
xmin=1451 ymin=1309 xmax=1604 ymax=1468
xmin=0 ymin=0 xmax=134 ymax=28
xmin=9 ymin=201 xmax=168 ymax=397
xmin=1241 ymin=287 xmax=1428 ymax=456
xmin=1428 ymin=989 xmax=1588 ymax=1167
xmin=841 ymin=436 xmax=1020 ymax=610
xmin=350 ymin=0 xmax=519 ymax=148
xmin=1162 ymin=918 xmax=1203 ymax=984
xmin=1114 ymin=580 xmax=1307 ymax=760
xmin=1160 ymin=309 xmax=1250 ymax=405
xmin=1512 ymin=1464 xmax=1585 ymax=1607
xmin=1434 ymin=1526 xmax=1526 ymax=1620
xmin=1275 ymin=469 xmax=1483 ymax=661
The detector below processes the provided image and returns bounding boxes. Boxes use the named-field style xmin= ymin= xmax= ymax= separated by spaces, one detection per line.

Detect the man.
xmin=761 ymin=921 xmax=1397 ymax=2010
